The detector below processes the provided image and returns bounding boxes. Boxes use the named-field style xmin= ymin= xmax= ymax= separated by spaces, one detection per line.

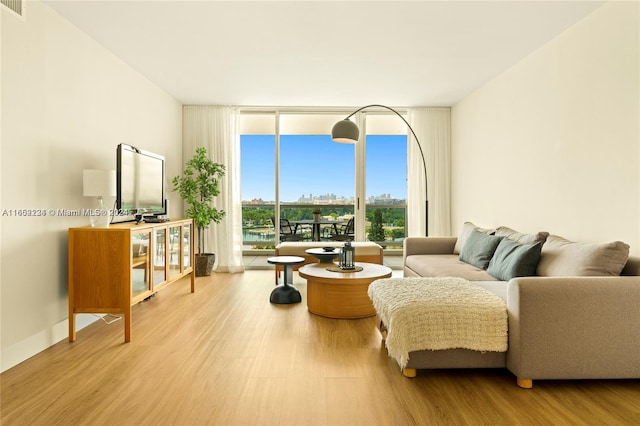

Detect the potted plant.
xmin=172 ymin=147 xmax=226 ymax=276
xmin=312 ymin=207 xmax=321 ymax=222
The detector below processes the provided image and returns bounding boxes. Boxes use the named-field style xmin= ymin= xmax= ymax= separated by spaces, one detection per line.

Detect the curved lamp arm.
xmin=331 ymin=104 xmax=429 ymax=236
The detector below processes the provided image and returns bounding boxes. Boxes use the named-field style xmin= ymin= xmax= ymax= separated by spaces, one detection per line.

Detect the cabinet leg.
xmin=69 ymin=312 xmax=76 ymax=342
xmin=124 ymin=310 xmax=131 ymax=343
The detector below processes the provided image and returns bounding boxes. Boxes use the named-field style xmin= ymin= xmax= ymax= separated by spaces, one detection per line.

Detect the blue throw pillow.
xmin=487 ymin=238 xmax=543 ymax=281
xmin=459 ymin=229 xmax=503 ymax=270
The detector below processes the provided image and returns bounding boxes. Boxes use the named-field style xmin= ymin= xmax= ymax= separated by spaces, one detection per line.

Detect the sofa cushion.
xmin=487 ymin=239 xmax=543 ymax=281
xmin=495 ymin=226 xmax=549 ymax=245
xmin=459 ymin=229 xmax=503 ymax=270
xmin=536 ymin=235 xmax=630 ymax=276
xmin=405 ymin=254 xmax=499 ymax=281
xmin=473 ymin=281 xmax=508 ymax=302
xmin=453 ymin=222 xmax=496 ymax=255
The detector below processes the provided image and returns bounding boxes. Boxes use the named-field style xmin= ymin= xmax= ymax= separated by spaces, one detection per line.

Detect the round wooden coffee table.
xmin=298 ymin=262 xmax=392 ymax=319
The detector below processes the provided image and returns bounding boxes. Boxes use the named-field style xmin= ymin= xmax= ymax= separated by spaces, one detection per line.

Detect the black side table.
xmin=267 ymin=256 xmax=305 ymax=304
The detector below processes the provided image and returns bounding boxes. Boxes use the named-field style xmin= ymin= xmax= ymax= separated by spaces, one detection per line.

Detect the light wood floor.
xmin=2 ymin=271 xmax=639 ymax=425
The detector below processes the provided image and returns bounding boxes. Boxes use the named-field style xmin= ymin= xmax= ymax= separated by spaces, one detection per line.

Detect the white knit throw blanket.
xmin=368 ymin=277 xmax=508 ymax=369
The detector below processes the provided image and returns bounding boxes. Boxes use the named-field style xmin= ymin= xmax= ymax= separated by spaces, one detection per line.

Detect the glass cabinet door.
xmin=153 ymin=227 xmax=167 ymax=288
xmin=131 ymin=230 xmax=152 ymax=299
xmin=168 ymin=225 xmax=182 ymax=279
xmin=183 ymin=223 xmax=192 ymax=269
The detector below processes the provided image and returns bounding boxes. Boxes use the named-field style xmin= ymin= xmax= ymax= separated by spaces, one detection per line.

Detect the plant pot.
xmin=195 ymin=253 xmax=215 ymax=276
xmin=313 ymin=214 xmax=320 ymax=221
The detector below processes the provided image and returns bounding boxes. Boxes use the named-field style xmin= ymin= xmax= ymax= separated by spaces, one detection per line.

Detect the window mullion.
xmin=355 ymin=112 xmax=367 ymax=241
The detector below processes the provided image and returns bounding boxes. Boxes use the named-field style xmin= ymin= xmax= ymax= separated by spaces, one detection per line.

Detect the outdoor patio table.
xmin=291 ymin=219 xmax=345 ymax=241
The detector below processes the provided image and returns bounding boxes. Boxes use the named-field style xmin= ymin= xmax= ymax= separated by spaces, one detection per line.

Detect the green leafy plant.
xmin=172 ymin=147 xmax=226 ymax=255
xmin=368 ymin=208 xmax=386 ymax=242
xmin=312 ymin=207 xmax=321 ymax=215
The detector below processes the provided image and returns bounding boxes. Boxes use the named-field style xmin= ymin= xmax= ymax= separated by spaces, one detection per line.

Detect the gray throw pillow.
xmin=459 ymin=229 xmax=503 ymax=270
xmin=495 ymin=226 xmax=549 ymax=245
xmin=487 ymin=239 xmax=543 ymax=281
xmin=453 ymin=222 xmax=496 ymax=254
xmin=536 ymin=235 xmax=630 ymax=276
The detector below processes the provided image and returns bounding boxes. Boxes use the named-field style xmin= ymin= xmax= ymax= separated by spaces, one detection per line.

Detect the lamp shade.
xmin=331 ymin=119 xmax=359 ymax=144
xmin=83 ymin=169 xmax=116 ymax=197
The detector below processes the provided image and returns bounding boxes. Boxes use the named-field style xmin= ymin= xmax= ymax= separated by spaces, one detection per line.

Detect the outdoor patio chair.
xmin=272 ymin=217 xmax=304 ymax=242
xmin=327 ymin=218 xmax=354 ymax=241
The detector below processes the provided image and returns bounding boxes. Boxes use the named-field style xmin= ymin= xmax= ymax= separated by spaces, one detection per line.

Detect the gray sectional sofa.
xmin=388 ymin=222 xmax=640 ymax=388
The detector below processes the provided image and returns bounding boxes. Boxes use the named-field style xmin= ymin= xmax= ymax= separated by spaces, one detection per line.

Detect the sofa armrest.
xmin=403 ymin=237 xmax=457 ymax=258
xmin=506 ymin=276 xmax=640 ymax=382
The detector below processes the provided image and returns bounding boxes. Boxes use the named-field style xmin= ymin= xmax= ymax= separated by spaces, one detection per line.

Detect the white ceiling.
xmin=44 ymin=0 xmax=606 ymax=107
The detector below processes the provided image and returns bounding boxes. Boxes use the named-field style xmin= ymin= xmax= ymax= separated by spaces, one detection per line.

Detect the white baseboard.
xmin=1 ymin=314 xmax=98 ymax=373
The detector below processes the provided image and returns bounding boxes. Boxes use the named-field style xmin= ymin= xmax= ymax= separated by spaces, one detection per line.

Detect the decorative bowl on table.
xmin=322 ymin=247 xmax=335 ymax=252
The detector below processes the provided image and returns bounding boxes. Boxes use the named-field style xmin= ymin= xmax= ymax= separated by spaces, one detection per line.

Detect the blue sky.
xmin=240 ymin=134 xmax=407 ymax=202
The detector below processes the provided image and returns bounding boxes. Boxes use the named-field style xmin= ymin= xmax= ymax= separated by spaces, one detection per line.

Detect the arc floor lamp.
xmin=331 ymin=104 xmax=428 ymax=236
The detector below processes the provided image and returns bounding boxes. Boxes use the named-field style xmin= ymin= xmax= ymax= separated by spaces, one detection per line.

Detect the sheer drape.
xmin=407 ymin=107 xmax=451 ymax=236
xmin=182 ymin=106 xmax=244 ymax=272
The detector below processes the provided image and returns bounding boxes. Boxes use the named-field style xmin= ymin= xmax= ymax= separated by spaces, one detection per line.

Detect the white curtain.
xmin=182 ymin=106 xmax=245 ymax=273
xmin=407 ymin=107 xmax=451 ymax=237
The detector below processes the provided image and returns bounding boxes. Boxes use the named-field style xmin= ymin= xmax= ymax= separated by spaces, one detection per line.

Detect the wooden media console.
xmin=68 ymin=219 xmax=195 ymax=342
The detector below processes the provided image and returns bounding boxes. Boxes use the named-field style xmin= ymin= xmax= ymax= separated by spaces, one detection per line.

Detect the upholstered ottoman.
xmin=368 ymin=277 xmax=508 ymax=378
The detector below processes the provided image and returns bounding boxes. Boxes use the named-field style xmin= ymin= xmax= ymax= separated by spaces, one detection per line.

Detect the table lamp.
xmin=83 ymin=169 xmax=116 ymax=228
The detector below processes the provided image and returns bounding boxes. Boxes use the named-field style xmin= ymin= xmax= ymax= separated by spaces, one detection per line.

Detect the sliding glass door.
xmin=240 ymin=109 xmax=407 ymax=252
xmin=278 ymin=113 xmax=356 ymax=243
xmin=364 ymin=113 xmax=408 ymax=249
xmin=240 ymin=114 xmax=276 ymax=247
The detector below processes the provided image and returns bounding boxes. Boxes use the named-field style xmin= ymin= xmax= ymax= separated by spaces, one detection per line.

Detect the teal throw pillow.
xmin=459 ymin=229 xmax=503 ymax=270
xmin=487 ymin=238 xmax=543 ymax=281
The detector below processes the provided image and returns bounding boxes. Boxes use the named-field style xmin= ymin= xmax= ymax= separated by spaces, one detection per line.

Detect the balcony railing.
xmin=242 ymin=202 xmax=406 ymax=251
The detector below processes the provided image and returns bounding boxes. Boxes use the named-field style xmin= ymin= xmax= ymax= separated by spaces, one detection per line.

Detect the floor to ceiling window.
xmin=240 ymin=133 xmax=276 ymax=245
xmin=365 ymin=135 xmax=407 ymax=245
xmin=364 ymin=113 xmax=408 ymax=248
xmin=240 ymin=109 xmax=407 ymax=253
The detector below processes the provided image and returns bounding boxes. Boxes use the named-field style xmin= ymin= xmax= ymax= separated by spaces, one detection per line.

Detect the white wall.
xmin=1 ymin=1 xmax=183 ymax=371
xmin=451 ymin=1 xmax=639 ymax=255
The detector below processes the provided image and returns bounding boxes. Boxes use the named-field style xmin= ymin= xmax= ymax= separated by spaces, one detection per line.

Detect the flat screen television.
xmin=116 ymin=143 xmax=165 ymax=220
